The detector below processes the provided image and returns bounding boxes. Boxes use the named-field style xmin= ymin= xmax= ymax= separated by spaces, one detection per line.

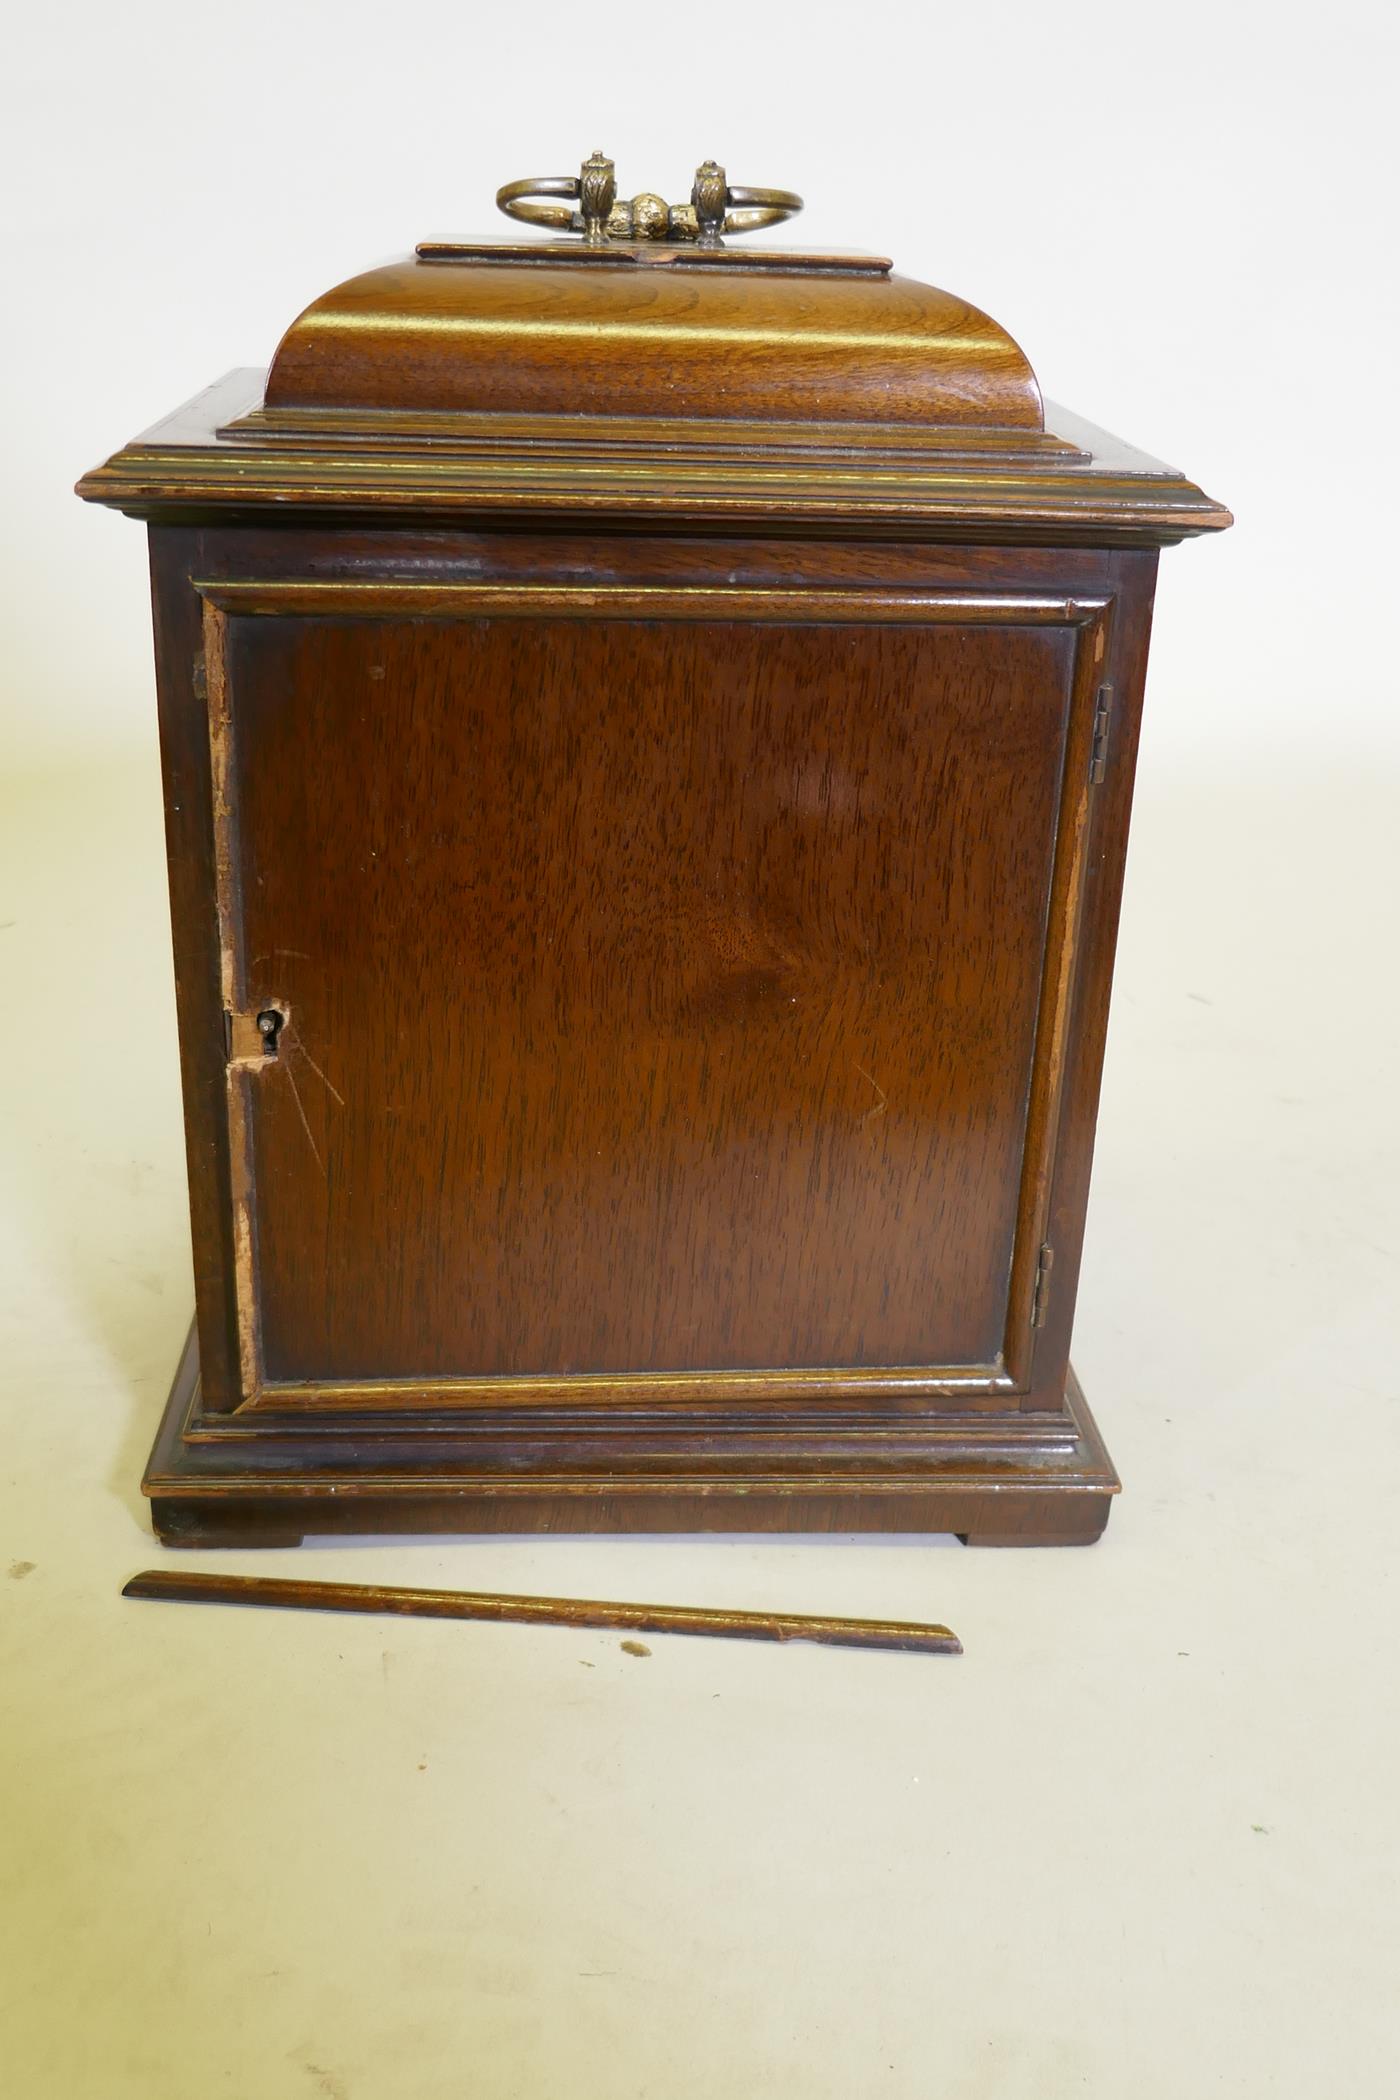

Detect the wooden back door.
xmin=195 ymin=569 xmax=1116 ymax=1418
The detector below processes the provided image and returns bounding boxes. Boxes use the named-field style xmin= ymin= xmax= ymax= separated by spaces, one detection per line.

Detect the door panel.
xmin=205 ymin=584 xmax=1105 ymax=1409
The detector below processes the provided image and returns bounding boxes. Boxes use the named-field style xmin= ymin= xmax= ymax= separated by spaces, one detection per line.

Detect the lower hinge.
xmin=1031 ymin=1242 xmax=1055 ymax=1328
xmin=1089 ymin=683 xmax=1113 ymax=783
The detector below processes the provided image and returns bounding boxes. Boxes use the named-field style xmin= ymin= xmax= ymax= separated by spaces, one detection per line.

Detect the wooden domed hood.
xmin=78 ymin=152 xmax=1230 ymax=543
xmin=264 ymin=247 xmax=1046 ymax=432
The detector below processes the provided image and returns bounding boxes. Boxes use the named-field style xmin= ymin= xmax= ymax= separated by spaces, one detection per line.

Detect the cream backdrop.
xmin=3 ymin=7 xmax=1399 ymax=2099
xmin=4 ymin=0 xmax=1398 ymax=777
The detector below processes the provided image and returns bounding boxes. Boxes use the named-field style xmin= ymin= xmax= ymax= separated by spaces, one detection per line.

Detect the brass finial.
xmin=691 ymin=161 xmax=728 ymax=249
xmin=578 ymin=152 xmax=617 ymax=245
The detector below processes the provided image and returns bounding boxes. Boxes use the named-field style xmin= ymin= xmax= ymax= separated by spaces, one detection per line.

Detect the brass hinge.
xmin=1031 ymin=1243 xmax=1055 ymax=1328
xmin=1089 ymin=683 xmax=1113 ymax=783
xmin=192 ymin=650 xmax=208 ymax=701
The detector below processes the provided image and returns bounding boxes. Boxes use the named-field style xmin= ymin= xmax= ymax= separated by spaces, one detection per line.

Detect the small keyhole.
xmin=256 ymin=1009 xmax=284 ymax=1057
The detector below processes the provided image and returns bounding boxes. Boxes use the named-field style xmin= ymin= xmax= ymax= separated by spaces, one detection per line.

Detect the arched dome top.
xmin=264 ymin=244 xmax=1045 ymax=432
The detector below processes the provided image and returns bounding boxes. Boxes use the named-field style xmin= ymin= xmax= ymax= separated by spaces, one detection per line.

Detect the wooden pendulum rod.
xmin=122 ymin=1569 xmax=961 ymax=1656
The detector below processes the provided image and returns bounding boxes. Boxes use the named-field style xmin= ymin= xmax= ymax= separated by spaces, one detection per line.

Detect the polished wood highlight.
xmin=265 ymin=251 xmax=1043 ymax=430
xmin=122 ymin=1568 xmax=962 ymax=1655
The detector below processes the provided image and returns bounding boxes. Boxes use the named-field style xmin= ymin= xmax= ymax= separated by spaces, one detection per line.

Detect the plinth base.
xmin=143 ymin=1326 xmax=1119 ymax=1549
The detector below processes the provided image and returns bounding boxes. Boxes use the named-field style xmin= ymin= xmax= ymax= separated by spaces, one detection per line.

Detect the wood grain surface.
xmin=265 ymin=255 xmax=1044 ymax=430
xmin=220 ymin=603 xmax=1079 ymax=1393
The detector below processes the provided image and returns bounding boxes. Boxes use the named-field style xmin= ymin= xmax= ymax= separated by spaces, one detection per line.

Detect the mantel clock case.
xmin=77 ymin=153 xmax=1231 ymax=1546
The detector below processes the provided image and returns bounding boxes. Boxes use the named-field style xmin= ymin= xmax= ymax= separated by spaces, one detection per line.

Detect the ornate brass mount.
xmin=496 ymin=152 xmax=803 ymax=250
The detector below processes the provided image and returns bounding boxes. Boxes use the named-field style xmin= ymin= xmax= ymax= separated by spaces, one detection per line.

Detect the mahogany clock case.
xmin=77 ymin=181 xmax=1230 ymax=1547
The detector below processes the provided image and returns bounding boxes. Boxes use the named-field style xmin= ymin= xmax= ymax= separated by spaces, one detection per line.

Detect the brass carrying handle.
xmin=496 ymin=152 xmax=803 ymax=250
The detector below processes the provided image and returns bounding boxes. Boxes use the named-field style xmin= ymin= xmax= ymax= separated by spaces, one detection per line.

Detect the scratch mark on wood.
xmin=283 ymin=1058 xmax=325 ymax=1178
xmin=855 ymin=1064 xmax=887 ymax=1125
xmin=288 ymin=1027 xmax=346 ymax=1107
